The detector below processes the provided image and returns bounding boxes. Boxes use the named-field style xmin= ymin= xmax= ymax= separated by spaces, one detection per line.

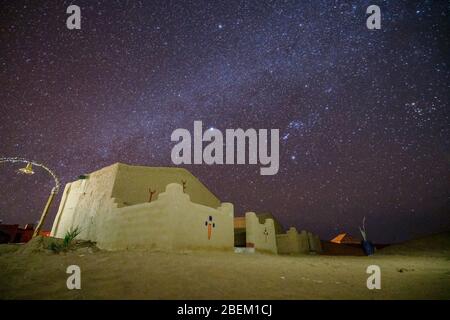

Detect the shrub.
xmin=48 ymin=227 xmax=81 ymax=254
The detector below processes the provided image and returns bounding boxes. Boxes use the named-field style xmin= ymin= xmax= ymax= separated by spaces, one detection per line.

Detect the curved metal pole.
xmin=0 ymin=157 xmax=60 ymax=237
xmin=0 ymin=157 xmax=60 ymax=192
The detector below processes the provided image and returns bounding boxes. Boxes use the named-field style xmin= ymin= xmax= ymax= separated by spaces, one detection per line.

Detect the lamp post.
xmin=0 ymin=157 xmax=60 ymax=238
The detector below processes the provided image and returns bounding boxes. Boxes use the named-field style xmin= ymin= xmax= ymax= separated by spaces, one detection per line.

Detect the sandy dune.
xmin=0 ymin=235 xmax=449 ymax=300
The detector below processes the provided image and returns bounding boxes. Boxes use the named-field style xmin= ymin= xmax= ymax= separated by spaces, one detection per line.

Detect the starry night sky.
xmin=0 ymin=1 xmax=449 ymax=243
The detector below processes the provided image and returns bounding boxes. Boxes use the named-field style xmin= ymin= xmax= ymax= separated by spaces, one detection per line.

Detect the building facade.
xmin=51 ymin=163 xmax=234 ymax=251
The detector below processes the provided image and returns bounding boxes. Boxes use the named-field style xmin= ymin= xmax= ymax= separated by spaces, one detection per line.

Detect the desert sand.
xmin=0 ymin=234 xmax=449 ymax=300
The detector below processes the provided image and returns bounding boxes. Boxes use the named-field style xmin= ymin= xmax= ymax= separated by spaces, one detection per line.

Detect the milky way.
xmin=0 ymin=1 xmax=449 ymax=243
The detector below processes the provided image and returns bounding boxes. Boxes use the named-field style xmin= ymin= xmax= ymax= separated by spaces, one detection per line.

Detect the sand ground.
xmin=0 ymin=239 xmax=449 ymax=300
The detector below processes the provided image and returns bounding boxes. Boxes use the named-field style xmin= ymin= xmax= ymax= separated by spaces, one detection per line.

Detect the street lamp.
xmin=18 ymin=162 xmax=35 ymax=175
xmin=0 ymin=157 xmax=60 ymax=238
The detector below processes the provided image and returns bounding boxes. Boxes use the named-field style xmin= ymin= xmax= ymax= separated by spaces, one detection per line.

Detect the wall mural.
xmin=204 ymin=215 xmax=216 ymax=240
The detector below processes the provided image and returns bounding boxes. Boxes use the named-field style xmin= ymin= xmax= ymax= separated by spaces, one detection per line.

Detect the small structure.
xmin=276 ymin=227 xmax=322 ymax=254
xmin=244 ymin=212 xmax=277 ymax=254
xmin=0 ymin=224 xmax=34 ymax=243
xmin=234 ymin=212 xmax=283 ymax=253
xmin=330 ymin=233 xmax=361 ymax=245
xmin=234 ymin=214 xmax=322 ymax=255
xmin=322 ymin=232 xmax=365 ymax=256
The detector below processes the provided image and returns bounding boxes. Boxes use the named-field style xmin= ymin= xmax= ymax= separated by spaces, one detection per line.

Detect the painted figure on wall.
xmin=263 ymin=227 xmax=269 ymax=243
xmin=205 ymin=215 xmax=216 ymax=240
xmin=148 ymin=188 xmax=157 ymax=202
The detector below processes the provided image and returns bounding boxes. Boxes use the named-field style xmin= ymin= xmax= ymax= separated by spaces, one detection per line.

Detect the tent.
xmin=330 ymin=233 xmax=361 ymax=244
